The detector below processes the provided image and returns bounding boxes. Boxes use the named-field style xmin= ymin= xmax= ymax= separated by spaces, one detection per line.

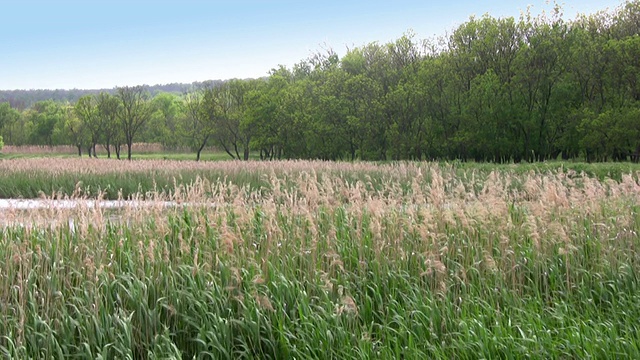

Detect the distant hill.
xmin=0 ymin=81 xmax=223 ymax=110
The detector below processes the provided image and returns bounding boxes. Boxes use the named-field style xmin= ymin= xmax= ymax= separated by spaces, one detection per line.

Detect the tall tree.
xmin=0 ymin=102 xmax=20 ymax=145
xmin=62 ymin=104 xmax=87 ymax=156
xmin=148 ymin=92 xmax=181 ymax=149
xmin=96 ymin=92 xmax=121 ymax=159
xmin=27 ymin=101 xmax=65 ymax=147
xmin=116 ymin=86 xmax=153 ymax=160
xmin=74 ymin=95 xmax=101 ymax=157
xmin=181 ymin=86 xmax=214 ymax=161
xmin=202 ymin=80 xmax=257 ymax=160
xmin=228 ymin=79 xmax=258 ymax=160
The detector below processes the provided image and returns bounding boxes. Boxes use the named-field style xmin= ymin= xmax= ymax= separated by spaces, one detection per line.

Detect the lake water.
xmin=0 ymin=199 xmax=179 ymax=210
xmin=0 ymin=198 xmax=190 ymax=229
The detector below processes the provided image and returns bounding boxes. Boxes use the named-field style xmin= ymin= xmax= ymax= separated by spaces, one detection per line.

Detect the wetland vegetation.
xmin=0 ymin=159 xmax=639 ymax=358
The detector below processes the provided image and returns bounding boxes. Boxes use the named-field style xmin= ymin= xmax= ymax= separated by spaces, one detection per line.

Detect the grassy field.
xmin=0 ymin=159 xmax=639 ymax=358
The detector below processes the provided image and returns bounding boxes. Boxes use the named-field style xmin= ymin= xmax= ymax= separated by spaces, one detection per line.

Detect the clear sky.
xmin=0 ymin=0 xmax=623 ymax=90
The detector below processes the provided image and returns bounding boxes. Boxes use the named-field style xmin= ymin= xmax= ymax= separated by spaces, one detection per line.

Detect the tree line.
xmin=1 ymin=1 xmax=640 ymax=162
xmin=0 ymin=83 xmax=219 ymax=110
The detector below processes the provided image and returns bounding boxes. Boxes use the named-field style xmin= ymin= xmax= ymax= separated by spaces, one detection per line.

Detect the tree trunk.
xmin=196 ymin=136 xmax=209 ymax=161
xmin=234 ymin=143 xmax=240 ymax=160
xmin=219 ymin=140 xmax=236 ymax=159
xmin=127 ymin=142 xmax=133 ymax=160
xmin=77 ymin=145 xmax=82 ymax=157
xmin=196 ymin=141 xmax=206 ymax=161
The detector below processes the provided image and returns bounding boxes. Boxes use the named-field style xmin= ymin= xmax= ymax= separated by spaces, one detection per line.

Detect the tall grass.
xmin=0 ymin=144 xmax=245 ymax=163
xmin=2 ymin=158 xmax=640 ymax=200
xmin=0 ymin=163 xmax=639 ymax=358
xmin=1 ymin=143 xmax=171 ymax=155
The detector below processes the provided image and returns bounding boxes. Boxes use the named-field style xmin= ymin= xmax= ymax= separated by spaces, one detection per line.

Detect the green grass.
xmin=0 ymin=152 xmax=79 ymax=160
xmin=445 ymin=159 xmax=640 ymax=182
xmin=0 ymin=165 xmax=639 ymax=358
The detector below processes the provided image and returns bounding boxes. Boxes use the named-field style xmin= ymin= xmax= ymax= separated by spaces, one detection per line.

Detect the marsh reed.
xmin=0 ymin=161 xmax=639 ymax=358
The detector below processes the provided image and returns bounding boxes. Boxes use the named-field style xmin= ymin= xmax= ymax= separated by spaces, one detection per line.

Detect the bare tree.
xmin=116 ymin=86 xmax=153 ymax=160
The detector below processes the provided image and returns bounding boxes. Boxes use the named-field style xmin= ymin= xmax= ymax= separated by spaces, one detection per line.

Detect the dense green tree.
xmin=229 ymin=79 xmax=259 ymax=161
xmin=147 ymin=92 xmax=182 ymax=149
xmin=245 ymin=67 xmax=291 ymax=160
xmin=4 ymin=1 xmax=640 ymax=163
xmin=0 ymin=102 xmax=20 ymax=145
xmin=61 ymin=104 xmax=88 ymax=156
xmin=201 ymin=79 xmax=257 ymax=160
xmin=27 ymin=101 xmax=66 ymax=147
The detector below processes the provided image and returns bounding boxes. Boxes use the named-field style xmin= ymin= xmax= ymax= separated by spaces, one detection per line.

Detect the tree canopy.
xmin=2 ymin=1 xmax=640 ymax=162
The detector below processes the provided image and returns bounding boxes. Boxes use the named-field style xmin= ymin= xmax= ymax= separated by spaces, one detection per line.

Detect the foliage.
xmin=117 ymin=86 xmax=154 ymax=160
xmin=1 ymin=1 xmax=640 ymax=162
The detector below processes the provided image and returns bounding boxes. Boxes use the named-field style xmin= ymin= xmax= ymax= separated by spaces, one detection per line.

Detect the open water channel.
xmin=0 ymin=198 xmax=188 ymax=229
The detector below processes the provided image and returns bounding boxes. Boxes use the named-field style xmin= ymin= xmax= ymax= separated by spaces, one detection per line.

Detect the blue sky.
xmin=0 ymin=0 xmax=623 ymax=90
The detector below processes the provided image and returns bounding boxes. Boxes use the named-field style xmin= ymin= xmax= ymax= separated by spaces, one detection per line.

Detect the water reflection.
xmin=0 ymin=199 xmax=177 ymax=210
xmin=0 ymin=198 xmax=186 ymax=229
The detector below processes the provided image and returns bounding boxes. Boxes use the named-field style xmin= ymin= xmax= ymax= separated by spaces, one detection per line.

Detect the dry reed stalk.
xmin=0 ymin=143 xmax=175 ymax=155
xmin=0 ymin=158 xmax=426 ymax=177
xmin=1 ymin=145 xmax=78 ymax=154
xmin=1 ymin=162 xmax=637 ymax=291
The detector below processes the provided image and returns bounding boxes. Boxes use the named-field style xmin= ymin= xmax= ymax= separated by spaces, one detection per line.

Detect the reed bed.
xmin=0 ymin=158 xmax=444 ymax=199
xmin=0 ymin=163 xmax=639 ymax=358
xmin=2 ymin=157 xmax=640 ymax=200
xmin=1 ymin=143 xmax=169 ymax=155
xmin=1 ymin=145 xmax=79 ymax=155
